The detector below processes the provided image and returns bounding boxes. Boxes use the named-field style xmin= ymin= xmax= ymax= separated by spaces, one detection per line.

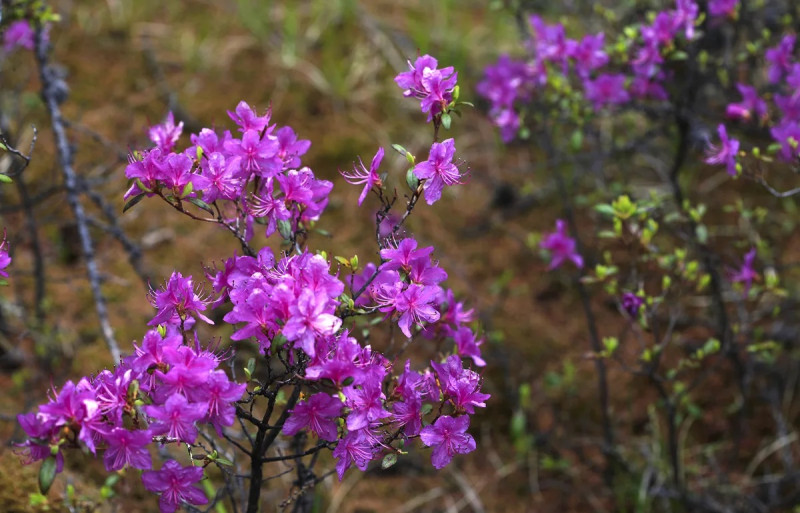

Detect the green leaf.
xmin=381 ymin=453 xmax=398 ymax=469
xmin=391 ymin=143 xmax=408 ymax=157
xmin=122 ymin=194 xmax=146 ymax=213
xmin=245 ymin=358 xmax=255 ymax=380
xmin=38 ymin=456 xmax=57 ymax=495
xmin=0 ymin=174 xmax=13 ymax=184
xmin=187 ymin=197 xmax=214 ymax=214
xmin=406 ymin=168 xmax=420 ymax=191
xmin=277 ymin=219 xmax=293 ymax=240
xmin=441 ymin=113 xmax=452 ymax=130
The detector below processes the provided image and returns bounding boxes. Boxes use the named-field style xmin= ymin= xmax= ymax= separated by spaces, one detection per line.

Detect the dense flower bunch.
xmin=476 ymin=0 xmax=745 ymax=142
xmin=124 ymin=106 xmax=329 ymax=242
xmin=706 ymin=33 xmax=800 ymax=175
xmin=18 ymin=56 xmax=487 ymax=512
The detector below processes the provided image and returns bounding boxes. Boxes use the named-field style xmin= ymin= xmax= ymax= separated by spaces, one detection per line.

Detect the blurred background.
xmin=3 ymin=1 xmax=787 ymax=512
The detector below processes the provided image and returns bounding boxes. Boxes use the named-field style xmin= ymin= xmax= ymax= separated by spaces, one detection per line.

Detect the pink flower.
xmin=705 ymin=124 xmax=740 ymax=176
xmin=420 ymin=415 xmax=476 ymax=469
xmin=141 ymin=460 xmax=208 ymax=513
xmin=3 ymin=20 xmax=35 ymax=52
xmin=283 ymin=393 xmax=343 ymax=441
xmin=341 ymin=147 xmax=384 ymax=206
xmin=540 ymin=219 xmax=583 ymax=270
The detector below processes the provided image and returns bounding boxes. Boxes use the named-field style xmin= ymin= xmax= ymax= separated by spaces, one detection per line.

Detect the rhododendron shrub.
xmin=16 ymin=55 xmax=486 ymax=512
xmin=478 ymin=0 xmax=800 ymax=510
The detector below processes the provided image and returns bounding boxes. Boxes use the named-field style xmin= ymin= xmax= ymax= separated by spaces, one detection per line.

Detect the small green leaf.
xmin=38 ymin=456 xmax=58 ymax=495
xmin=277 ymin=219 xmax=293 ymax=240
xmin=187 ymin=197 xmax=214 ymax=214
xmin=123 ymin=194 xmax=146 ymax=213
xmin=391 ymin=144 xmax=408 ymax=156
xmin=441 ymin=113 xmax=452 ymax=130
xmin=406 ymin=168 xmax=420 ymax=191
xmin=381 ymin=453 xmax=398 ymax=469
xmin=0 ymin=174 xmax=13 ymax=183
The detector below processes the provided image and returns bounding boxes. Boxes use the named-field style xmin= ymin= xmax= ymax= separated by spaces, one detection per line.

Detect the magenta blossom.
xmin=709 ymin=0 xmax=738 ymax=18
xmin=3 ymin=20 xmax=35 ymax=52
xmin=341 ymin=147 xmax=384 ymax=206
xmin=705 ymin=124 xmax=740 ymax=176
xmin=583 ymin=74 xmax=630 ymax=109
xmin=419 ymin=415 xmax=476 ymax=469
xmin=148 ymin=272 xmax=213 ymax=327
xmin=621 ymin=292 xmax=644 ymax=318
xmin=730 ymin=248 xmax=758 ymax=295
xmin=283 ymin=393 xmax=342 ymax=442
xmin=395 ymin=55 xmax=458 ymax=121
xmin=148 ymin=112 xmax=183 ymax=153
xmin=413 ymin=138 xmax=462 ymax=205
xmin=0 ymin=229 xmax=10 ymax=279
xmin=540 ymin=219 xmax=583 ymax=270
xmin=102 ymin=427 xmax=152 ymax=472
xmin=766 ymin=34 xmax=796 ymax=84
xmin=726 ymin=84 xmax=767 ymax=122
xmin=142 ymin=460 xmax=208 ymax=513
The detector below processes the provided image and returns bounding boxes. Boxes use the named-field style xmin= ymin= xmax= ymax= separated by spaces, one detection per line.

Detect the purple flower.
xmin=432 ymin=355 xmax=490 ymax=414
xmin=341 ymin=147 xmax=384 ymax=206
xmin=674 ymin=0 xmax=700 ymax=40
xmin=275 ymin=126 xmax=311 ymax=169
xmin=583 ymin=74 xmax=630 ymax=109
xmin=3 ymin=20 xmax=35 ymax=52
xmin=413 ymin=139 xmax=462 ymax=205
xmin=227 ymin=101 xmax=271 ymax=133
xmin=247 ymin=178 xmax=291 ymax=237
xmin=148 ymin=112 xmax=183 ymax=153
xmin=708 ymin=0 xmax=738 ymax=18
xmin=143 ymin=394 xmax=207 ymax=443
xmin=725 ymin=84 xmax=767 ymax=122
xmin=332 ymin=429 xmax=375 ymax=480
xmin=148 ymin=272 xmax=213 ymax=327
xmin=528 ymin=16 xmax=571 ymax=69
xmin=395 ymin=55 xmax=457 ymax=121
xmin=540 ymin=219 xmax=583 ymax=270
xmin=282 ymin=288 xmax=342 ymax=357
xmin=102 ymin=428 xmax=152 ymax=472
xmin=198 ymin=152 xmax=242 ymax=203
xmin=344 ymin=381 xmax=391 ymax=431
xmin=142 ymin=460 xmax=208 ymax=513
xmin=730 ymin=248 xmax=758 ymax=295
xmin=705 ymin=124 xmax=740 ymax=176
xmin=0 ymin=229 xmax=11 ymax=279
xmin=283 ymin=393 xmax=342 ymax=441
xmin=223 ymin=129 xmax=281 ymax=178
xmin=380 ymin=237 xmax=434 ymax=273
xmin=766 ymin=35 xmax=796 ymax=84
xmin=771 ymin=121 xmax=800 ymax=162
xmin=569 ymin=33 xmax=609 ymax=77
xmin=621 ymin=292 xmax=644 ymax=318
xmin=195 ymin=371 xmax=246 ymax=436
xmin=452 ymin=327 xmax=486 ymax=367
xmin=419 ymin=415 xmax=476 ymax=469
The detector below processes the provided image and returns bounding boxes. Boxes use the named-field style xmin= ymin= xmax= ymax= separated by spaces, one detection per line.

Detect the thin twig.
xmin=34 ymin=27 xmax=121 ymax=363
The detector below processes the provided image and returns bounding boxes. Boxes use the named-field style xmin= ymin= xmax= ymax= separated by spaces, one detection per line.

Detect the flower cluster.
xmin=395 ymin=54 xmax=458 ymax=121
xmin=124 ymin=102 xmax=329 ymax=241
xmin=477 ymin=1 xmax=717 ymax=140
xmin=20 ymin=57 xmax=487 ymax=512
xmin=16 ymin=322 xmax=243 ymax=511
